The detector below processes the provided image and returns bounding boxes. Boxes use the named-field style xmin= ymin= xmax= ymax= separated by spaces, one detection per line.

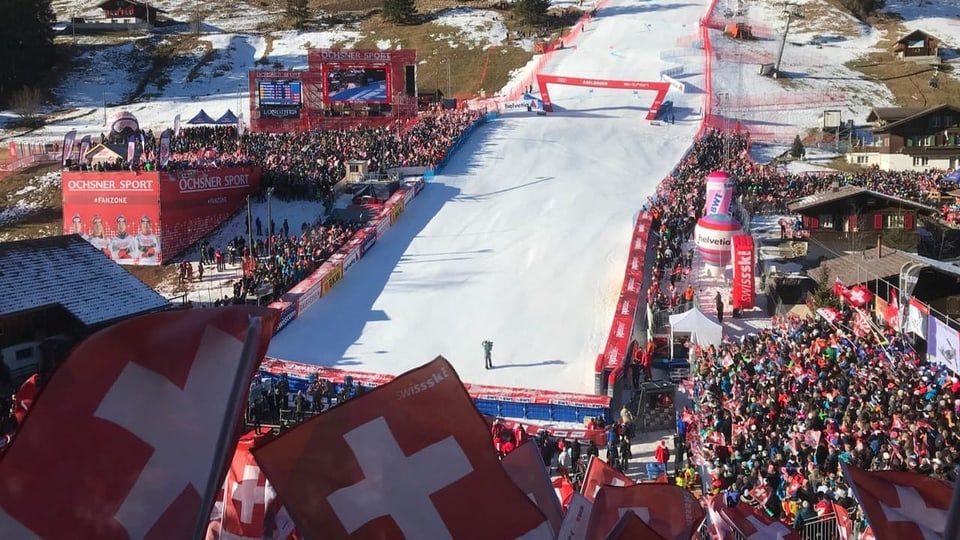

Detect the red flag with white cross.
xmin=603 ymin=510 xmax=665 ymax=540
xmin=252 ymin=356 xmax=551 ymax=539
xmin=0 ymin=306 xmax=278 ymax=540
xmin=580 ymin=455 xmax=635 ymax=503
xmin=220 ymin=430 xmax=295 ymax=540
xmin=502 ymin=440 xmax=564 ymax=536
xmin=841 ymin=462 xmax=952 ymax=540
xmin=707 ymin=494 xmax=801 ymax=540
xmin=586 ymin=484 xmax=704 ymax=540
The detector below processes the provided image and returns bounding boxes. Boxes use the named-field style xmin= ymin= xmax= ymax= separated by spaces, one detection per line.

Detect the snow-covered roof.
xmin=0 ymin=235 xmax=171 ymax=326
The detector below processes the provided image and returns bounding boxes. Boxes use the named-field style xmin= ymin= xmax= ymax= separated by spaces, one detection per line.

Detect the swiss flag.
xmin=709 ymin=494 xmax=801 ymax=539
xmin=706 ymin=496 xmax=738 ymax=540
xmin=553 ymin=475 xmax=576 ymax=511
xmin=0 ymin=307 xmax=278 ymax=540
xmin=586 ymin=483 xmax=704 ymax=540
xmin=12 ymin=373 xmax=40 ymax=426
xmin=816 ymin=307 xmax=841 ymax=325
xmin=833 ymin=502 xmax=852 ymax=540
xmin=844 ymin=285 xmax=874 ymax=308
xmin=603 ymin=511 xmax=665 ymax=540
xmin=580 ymin=455 xmax=635 ymax=503
xmin=251 ymin=356 xmax=550 ymax=539
xmin=221 ymin=430 xmax=295 ymax=540
xmin=853 ymin=308 xmax=872 ymax=338
xmin=841 ymin=463 xmax=951 ymax=540
xmin=833 ymin=278 xmax=849 ymax=298
xmin=502 ymin=438 xmax=564 ymax=536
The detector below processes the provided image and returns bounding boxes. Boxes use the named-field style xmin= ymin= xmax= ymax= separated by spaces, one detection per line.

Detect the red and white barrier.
xmin=596 ymin=211 xmax=653 ymax=394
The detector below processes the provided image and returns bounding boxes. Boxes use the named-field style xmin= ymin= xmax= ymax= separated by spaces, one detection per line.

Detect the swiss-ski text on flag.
xmin=0 ymin=306 xmax=278 ymax=540
xmin=252 ymin=355 xmax=550 ymax=540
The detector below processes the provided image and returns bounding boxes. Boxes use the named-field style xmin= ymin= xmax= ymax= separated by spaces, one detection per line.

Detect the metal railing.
xmin=650 ymin=298 xmax=699 ymax=333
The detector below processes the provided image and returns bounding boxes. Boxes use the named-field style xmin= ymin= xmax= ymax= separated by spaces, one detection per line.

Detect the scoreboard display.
xmin=257 ymin=80 xmax=302 ymax=107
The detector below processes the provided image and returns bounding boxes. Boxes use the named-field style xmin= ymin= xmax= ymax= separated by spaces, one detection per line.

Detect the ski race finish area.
xmin=536 ymin=74 xmax=671 ymax=121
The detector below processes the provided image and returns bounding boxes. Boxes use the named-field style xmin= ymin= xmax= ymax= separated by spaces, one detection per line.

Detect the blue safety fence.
xmin=259 ymin=369 xmax=611 ymax=424
xmin=432 ymin=112 xmax=498 ymax=173
xmin=473 ymin=398 xmax=609 ymax=425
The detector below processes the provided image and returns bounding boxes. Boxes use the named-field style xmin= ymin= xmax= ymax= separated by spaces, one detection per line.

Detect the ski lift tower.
xmin=760 ymin=3 xmax=803 ymax=78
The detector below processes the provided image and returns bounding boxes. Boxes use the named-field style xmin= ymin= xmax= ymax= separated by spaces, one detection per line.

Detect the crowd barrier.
xmin=595 ymin=211 xmax=654 ymax=395
xmin=267 ymin=177 xmax=423 ymax=332
xmin=267 ymin=114 xmax=490 ymax=331
xmin=260 ymin=357 xmax=612 ymax=428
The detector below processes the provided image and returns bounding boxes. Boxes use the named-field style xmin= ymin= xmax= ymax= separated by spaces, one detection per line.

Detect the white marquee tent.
xmin=668 ymin=307 xmax=723 ymax=355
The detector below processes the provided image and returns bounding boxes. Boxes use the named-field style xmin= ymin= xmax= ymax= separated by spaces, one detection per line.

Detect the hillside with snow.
xmin=1 ymin=0 xmax=959 ymax=388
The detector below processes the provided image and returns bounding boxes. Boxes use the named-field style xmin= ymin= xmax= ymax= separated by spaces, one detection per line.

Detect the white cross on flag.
xmin=585 ymin=484 xmax=704 ymax=540
xmin=604 ymin=510 xmax=664 ymax=540
xmin=0 ymin=306 xmax=279 ymax=540
xmin=220 ymin=430 xmax=296 ymax=540
xmin=841 ymin=463 xmax=952 ymax=540
xmin=707 ymin=493 xmax=801 ymax=540
xmin=580 ymin=455 xmax=634 ymax=503
xmin=252 ymin=356 xmax=550 ymax=539
xmin=844 ymin=285 xmax=873 ymax=308
xmin=501 ymin=439 xmax=564 ymax=536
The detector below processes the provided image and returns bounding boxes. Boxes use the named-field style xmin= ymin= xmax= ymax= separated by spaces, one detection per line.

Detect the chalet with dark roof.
xmin=787 ymin=185 xmax=937 ymax=256
xmin=0 ymin=235 xmax=171 ymax=382
xmin=96 ymin=0 xmax=163 ymax=25
xmin=893 ymin=29 xmax=942 ymax=63
xmin=847 ymin=104 xmax=960 ymax=171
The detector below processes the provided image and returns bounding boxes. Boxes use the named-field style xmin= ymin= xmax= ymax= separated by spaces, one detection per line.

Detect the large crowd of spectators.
xmin=630 ymin=129 xmax=960 ymax=532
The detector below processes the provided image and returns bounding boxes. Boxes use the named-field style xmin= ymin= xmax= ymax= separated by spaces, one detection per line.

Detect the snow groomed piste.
xmin=263 ymin=113 xmax=617 ymax=424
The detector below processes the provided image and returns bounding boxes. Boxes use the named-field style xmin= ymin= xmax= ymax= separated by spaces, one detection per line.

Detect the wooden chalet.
xmin=787 ymin=185 xmax=937 ymax=256
xmin=83 ymin=143 xmax=128 ymax=167
xmin=96 ymin=0 xmax=163 ymax=25
xmin=847 ymin=104 xmax=960 ymax=171
xmin=892 ymin=29 xmax=941 ymax=63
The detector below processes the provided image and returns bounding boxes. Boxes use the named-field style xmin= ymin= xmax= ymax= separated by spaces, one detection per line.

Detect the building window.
xmin=856 ymin=155 xmax=869 ymax=164
xmin=14 ymin=347 xmax=32 ymax=360
xmin=913 ymin=156 xmax=929 ymax=167
xmin=932 ymin=116 xmax=941 ymax=128
xmin=885 ymin=214 xmax=905 ymax=229
xmin=818 ymin=214 xmax=834 ymax=229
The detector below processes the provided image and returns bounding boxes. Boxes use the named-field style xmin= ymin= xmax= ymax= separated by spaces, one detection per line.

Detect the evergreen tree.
xmin=382 ymin=0 xmax=418 ymax=25
xmin=790 ymin=135 xmax=805 ymax=159
xmin=839 ymin=0 xmax=885 ymax=19
xmin=513 ymin=0 xmax=552 ymax=25
xmin=286 ymin=0 xmax=309 ymax=28
xmin=0 ymin=0 xmax=56 ymax=107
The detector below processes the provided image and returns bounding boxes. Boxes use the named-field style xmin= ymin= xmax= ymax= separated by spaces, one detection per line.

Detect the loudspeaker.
xmin=404 ymin=65 xmax=416 ymax=97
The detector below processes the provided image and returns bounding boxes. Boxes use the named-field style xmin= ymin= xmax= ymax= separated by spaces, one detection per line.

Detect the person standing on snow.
xmin=482 ymin=340 xmax=494 ymax=369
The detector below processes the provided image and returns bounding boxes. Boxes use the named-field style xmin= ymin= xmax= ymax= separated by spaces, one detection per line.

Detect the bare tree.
xmin=9 ymin=86 xmax=45 ymax=126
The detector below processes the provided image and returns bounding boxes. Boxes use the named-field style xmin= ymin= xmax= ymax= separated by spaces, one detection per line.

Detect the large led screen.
xmin=257 ymin=80 xmax=302 ymax=107
xmin=325 ymin=67 xmax=388 ymax=103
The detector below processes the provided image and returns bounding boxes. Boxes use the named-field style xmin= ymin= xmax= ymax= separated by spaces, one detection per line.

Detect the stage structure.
xmin=249 ymin=48 xmax=419 ymax=133
xmin=535 ymin=74 xmax=671 ymax=121
xmin=62 ymin=168 xmax=260 ymax=266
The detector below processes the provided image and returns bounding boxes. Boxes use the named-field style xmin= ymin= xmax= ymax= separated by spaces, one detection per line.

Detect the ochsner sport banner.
xmin=61 ymin=130 xmax=77 ymax=167
xmin=158 ymin=129 xmax=172 ymax=169
xmin=62 ymin=171 xmax=162 ymax=265
xmin=78 ymin=135 xmax=92 ymax=165
xmin=927 ymin=315 xmax=960 ymax=375
xmin=126 ymin=135 xmax=136 ymax=163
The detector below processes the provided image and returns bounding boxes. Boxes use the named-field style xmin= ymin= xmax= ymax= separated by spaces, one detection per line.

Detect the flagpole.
xmin=945 ymin=464 xmax=960 ymax=540
xmin=192 ymin=314 xmax=265 ymax=540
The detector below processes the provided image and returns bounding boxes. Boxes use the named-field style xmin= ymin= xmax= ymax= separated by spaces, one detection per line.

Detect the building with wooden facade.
xmin=846 ymin=104 xmax=960 ymax=171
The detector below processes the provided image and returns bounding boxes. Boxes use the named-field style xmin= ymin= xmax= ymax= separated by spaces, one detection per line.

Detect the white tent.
xmin=668 ymin=307 xmax=723 ymax=353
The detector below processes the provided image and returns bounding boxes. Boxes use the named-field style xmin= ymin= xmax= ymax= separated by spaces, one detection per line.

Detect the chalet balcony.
xmin=848 ymin=144 xmax=884 ymax=153
xmin=901 ymin=145 xmax=960 ymax=156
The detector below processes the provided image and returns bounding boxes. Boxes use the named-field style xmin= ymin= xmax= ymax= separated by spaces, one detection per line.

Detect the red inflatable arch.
xmin=536 ymin=74 xmax=671 ymax=121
